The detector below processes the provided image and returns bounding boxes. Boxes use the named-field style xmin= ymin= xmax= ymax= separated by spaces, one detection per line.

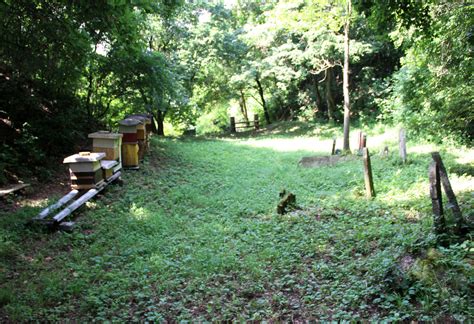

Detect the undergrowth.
xmin=0 ymin=123 xmax=472 ymax=321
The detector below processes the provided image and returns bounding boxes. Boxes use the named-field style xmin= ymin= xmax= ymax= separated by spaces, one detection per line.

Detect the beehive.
xmin=144 ymin=115 xmax=152 ymax=136
xmin=88 ymin=131 xmax=123 ymax=162
xmin=119 ymin=118 xmax=141 ymax=168
xmin=127 ymin=114 xmax=152 ymax=136
xmin=123 ymin=116 xmax=147 ymax=160
xmin=63 ymin=152 xmax=105 ymax=190
xmin=122 ymin=143 xmax=139 ymax=168
xmin=100 ymin=160 xmax=119 ymax=180
xmin=118 ymin=118 xmax=142 ymax=144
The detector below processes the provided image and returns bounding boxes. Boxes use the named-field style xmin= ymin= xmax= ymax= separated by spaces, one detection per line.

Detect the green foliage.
xmin=384 ymin=2 xmax=474 ymax=144
xmin=1 ymin=125 xmax=472 ymax=320
xmin=0 ymin=0 xmax=184 ymax=181
xmin=2 ymin=0 xmax=472 ymax=183
xmin=195 ymin=103 xmax=229 ymax=135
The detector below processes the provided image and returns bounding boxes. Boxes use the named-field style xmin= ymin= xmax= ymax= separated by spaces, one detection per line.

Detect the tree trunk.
xmin=150 ymin=115 xmax=158 ymax=133
xmin=256 ymin=76 xmax=271 ymax=125
xmin=239 ymin=89 xmax=250 ymax=126
xmin=326 ymin=68 xmax=336 ymax=122
xmin=342 ymin=0 xmax=352 ymax=152
xmin=314 ymin=76 xmax=324 ymax=119
xmin=156 ymin=109 xmax=165 ymax=136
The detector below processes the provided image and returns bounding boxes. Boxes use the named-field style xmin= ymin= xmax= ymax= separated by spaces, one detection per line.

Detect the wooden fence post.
xmin=399 ymin=128 xmax=407 ymax=163
xmin=363 ymin=148 xmax=375 ymax=198
xmin=429 ymin=160 xmax=445 ymax=235
xmin=331 ymin=138 xmax=336 ymax=155
xmin=431 ymin=152 xmax=463 ymax=234
xmin=230 ymin=117 xmax=236 ymax=133
xmin=254 ymin=114 xmax=260 ymax=130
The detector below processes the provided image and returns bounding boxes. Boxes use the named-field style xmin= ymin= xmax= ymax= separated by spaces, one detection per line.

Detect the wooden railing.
xmin=230 ymin=114 xmax=260 ymax=133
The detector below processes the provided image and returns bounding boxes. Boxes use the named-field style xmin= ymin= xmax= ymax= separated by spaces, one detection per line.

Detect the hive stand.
xmin=32 ymin=152 xmax=121 ymax=230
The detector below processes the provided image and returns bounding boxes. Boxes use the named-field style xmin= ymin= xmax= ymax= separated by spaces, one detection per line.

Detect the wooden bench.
xmin=0 ymin=183 xmax=30 ymax=198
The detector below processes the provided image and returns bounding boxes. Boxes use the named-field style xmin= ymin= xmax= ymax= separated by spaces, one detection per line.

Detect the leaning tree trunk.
xmin=239 ymin=89 xmax=250 ymax=126
xmin=256 ymin=76 xmax=271 ymax=125
xmin=326 ymin=68 xmax=336 ymax=122
xmin=342 ymin=0 xmax=352 ymax=152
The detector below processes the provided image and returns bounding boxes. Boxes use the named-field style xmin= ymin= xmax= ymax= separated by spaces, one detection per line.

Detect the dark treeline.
xmin=0 ymin=0 xmax=472 ymax=184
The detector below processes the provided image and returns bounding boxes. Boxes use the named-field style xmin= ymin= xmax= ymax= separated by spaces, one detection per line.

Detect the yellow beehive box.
xmin=122 ymin=143 xmax=139 ymax=168
xmin=88 ymin=131 xmax=123 ymax=162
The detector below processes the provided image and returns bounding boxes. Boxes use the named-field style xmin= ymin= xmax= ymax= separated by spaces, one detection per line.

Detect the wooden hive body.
xmin=63 ymin=152 xmax=105 ymax=190
xmin=136 ymin=123 xmax=146 ymax=140
xmin=100 ymin=159 xmax=119 ymax=180
xmin=88 ymin=131 xmax=123 ymax=162
xmin=127 ymin=114 xmax=152 ymax=135
xmin=122 ymin=143 xmax=139 ymax=168
xmin=119 ymin=118 xmax=142 ymax=144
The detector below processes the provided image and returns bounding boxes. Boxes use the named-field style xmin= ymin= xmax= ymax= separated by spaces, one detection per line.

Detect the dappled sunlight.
xmin=409 ymin=143 xmax=443 ymax=154
xmin=2 ymin=0 xmax=472 ymax=319
xmin=129 ymin=203 xmax=151 ymax=220
xmin=18 ymin=197 xmax=49 ymax=208
xmin=450 ymin=174 xmax=474 ymax=194
xmin=222 ymin=126 xmax=423 ymax=154
xmin=363 ymin=128 xmax=398 ymax=149
xmin=3 ymin=132 xmax=472 ymax=322
xmin=455 ymin=149 xmax=474 ymax=165
xmin=378 ymin=183 xmax=427 ymax=207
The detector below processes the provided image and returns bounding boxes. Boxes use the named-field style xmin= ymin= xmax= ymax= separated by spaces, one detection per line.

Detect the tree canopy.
xmin=0 ymin=0 xmax=472 ymax=183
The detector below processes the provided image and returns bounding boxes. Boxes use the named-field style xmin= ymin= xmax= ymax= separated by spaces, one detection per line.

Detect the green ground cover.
xmin=0 ymin=123 xmax=472 ymax=321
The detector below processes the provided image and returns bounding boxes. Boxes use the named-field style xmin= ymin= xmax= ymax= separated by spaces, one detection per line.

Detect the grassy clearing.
xmin=0 ymin=122 xmax=473 ymax=321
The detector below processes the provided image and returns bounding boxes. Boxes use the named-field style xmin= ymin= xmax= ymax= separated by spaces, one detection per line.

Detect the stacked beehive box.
xmin=127 ymin=113 xmax=152 ymax=135
xmin=126 ymin=115 xmax=149 ymax=160
xmin=140 ymin=114 xmax=152 ymax=149
xmin=88 ymin=131 xmax=123 ymax=180
xmin=143 ymin=114 xmax=153 ymax=136
xmin=118 ymin=118 xmax=141 ymax=169
xmin=63 ymin=152 xmax=105 ymax=190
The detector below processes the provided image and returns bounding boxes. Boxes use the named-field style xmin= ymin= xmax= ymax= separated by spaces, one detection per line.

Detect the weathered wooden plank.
xmin=429 ymin=160 xmax=445 ymax=234
xmin=43 ymin=172 xmax=121 ymax=226
xmin=52 ymin=188 xmax=100 ymax=223
xmin=35 ymin=190 xmax=79 ymax=220
xmin=431 ymin=152 xmax=463 ymax=233
xmin=254 ymin=114 xmax=260 ymax=130
xmin=363 ymin=148 xmax=375 ymax=198
xmin=230 ymin=117 xmax=236 ymax=133
xmin=0 ymin=183 xmax=30 ymax=197
xmin=331 ymin=138 xmax=336 ymax=155
xmin=399 ymin=128 xmax=407 ymax=163
xmin=235 ymin=125 xmax=255 ymax=128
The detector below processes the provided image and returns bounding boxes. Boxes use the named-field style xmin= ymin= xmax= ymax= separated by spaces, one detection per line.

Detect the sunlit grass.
xmin=0 ymin=123 xmax=472 ymax=321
